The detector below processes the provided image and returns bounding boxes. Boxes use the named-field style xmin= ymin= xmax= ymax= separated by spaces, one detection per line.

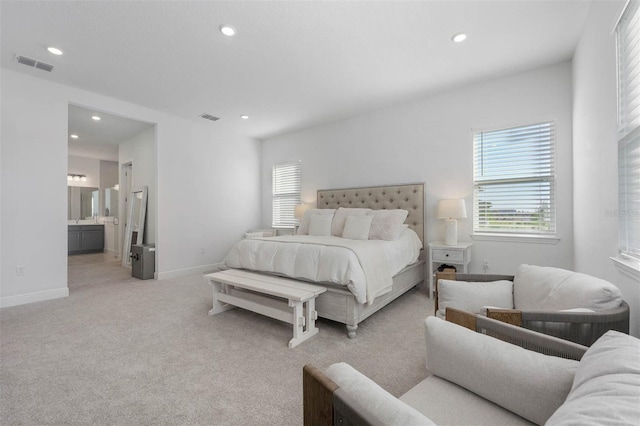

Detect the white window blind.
xmin=473 ymin=122 xmax=556 ymax=235
xmin=272 ymin=160 xmax=301 ymax=228
xmin=617 ymin=0 xmax=640 ymax=259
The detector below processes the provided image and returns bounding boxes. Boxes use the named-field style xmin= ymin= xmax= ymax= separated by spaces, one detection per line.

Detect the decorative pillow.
xmin=342 ymin=215 xmax=373 ymax=240
xmin=367 ymin=209 xmax=408 ymax=241
xmin=546 ymin=331 xmax=640 ymax=425
xmin=424 ymin=317 xmax=578 ymax=425
xmin=437 ymin=279 xmax=513 ymax=318
xmin=308 ymin=215 xmax=333 ymax=236
xmin=513 ymin=264 xmax=623 ymax=311
xmin=298 ymin=208 xmax=335 ymax=235
xmin=326 ymin=362 xmax=436 ymax=426
xmin=331 ymin=207 xmax=371 ymax=236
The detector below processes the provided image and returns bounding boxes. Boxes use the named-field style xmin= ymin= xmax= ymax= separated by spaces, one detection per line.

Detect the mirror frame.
xmin=122 ymin=186 xmax=148 ymax=266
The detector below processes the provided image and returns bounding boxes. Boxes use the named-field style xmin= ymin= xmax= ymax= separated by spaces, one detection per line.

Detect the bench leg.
xmin=208 ymin=280 xmax=236 ymax=316
xmin=288 ymin=298 xmax=320 ymax=348
xmin=346 ymin=324 xmax=358 ymax=339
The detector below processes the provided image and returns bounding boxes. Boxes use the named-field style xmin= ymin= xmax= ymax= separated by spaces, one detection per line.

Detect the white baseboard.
xmin=0 ymin=287 xmax=69 ymax=309
xmin=156 ymin=263 xmax=224 ymax=280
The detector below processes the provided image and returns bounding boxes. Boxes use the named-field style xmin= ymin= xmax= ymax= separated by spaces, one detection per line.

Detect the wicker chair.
xmin=435 ymin=271 xmax=630 ymax=346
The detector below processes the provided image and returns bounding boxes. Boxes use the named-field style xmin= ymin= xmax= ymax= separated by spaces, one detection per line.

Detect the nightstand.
xmin=427 ymin=241 xmax=473 ymax=299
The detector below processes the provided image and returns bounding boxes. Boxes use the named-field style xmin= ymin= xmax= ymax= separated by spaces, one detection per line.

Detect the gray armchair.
xmin=435 ymin=267 xmax=630 ymax=346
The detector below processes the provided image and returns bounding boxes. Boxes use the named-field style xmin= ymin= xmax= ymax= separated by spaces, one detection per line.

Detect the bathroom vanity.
xmin=68 ymin=224 xmax=104 ymax=255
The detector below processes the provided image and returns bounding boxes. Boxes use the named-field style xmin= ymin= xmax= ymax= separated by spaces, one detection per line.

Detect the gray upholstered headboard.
xmin=316 ymin=183 xmax=425 ymax=245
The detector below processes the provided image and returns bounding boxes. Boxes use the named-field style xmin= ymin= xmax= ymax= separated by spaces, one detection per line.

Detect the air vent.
xmin=200 ymin=113 xmax=220 ymax=122
xmin=15 ymin=54 xmax=54 ymax=72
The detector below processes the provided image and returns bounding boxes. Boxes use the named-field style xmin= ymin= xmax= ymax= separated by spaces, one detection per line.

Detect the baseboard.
xmin=0 ymin=287 xmax=69 ymax=309
xmin=156 ymin=263 xmax=224 ymax=280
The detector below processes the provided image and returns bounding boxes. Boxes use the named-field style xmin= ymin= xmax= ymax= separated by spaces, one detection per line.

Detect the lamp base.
xmin=444 ymin=219 xmax=458 ymax=246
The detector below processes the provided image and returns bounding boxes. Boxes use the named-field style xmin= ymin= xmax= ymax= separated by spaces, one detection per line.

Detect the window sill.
xmin=471 ymin=233 xmax=560 ymax=244
xmin=610 ymin=255 xmax=640 ymax=281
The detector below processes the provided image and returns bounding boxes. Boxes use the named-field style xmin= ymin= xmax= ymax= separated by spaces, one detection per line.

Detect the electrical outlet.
xmin=16 ymin=265 xmax=26 ymax=276
xmin=483 ymin=259 xmax=489 ymax=271
xmin=200 ymin=248 xmax=205 ymax=255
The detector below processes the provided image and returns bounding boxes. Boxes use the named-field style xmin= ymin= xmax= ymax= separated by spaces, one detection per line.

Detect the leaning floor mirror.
xmin=122 ymin=186 xmax=148 ymax=267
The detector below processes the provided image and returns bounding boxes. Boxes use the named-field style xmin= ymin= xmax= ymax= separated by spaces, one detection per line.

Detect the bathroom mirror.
xmin=68 ymin=186 xmax=99 ymax=220
xmin=122 ymin=186 xmax=148 ymax=266
xmin=104 ymin=187 xmax=119 ymax=217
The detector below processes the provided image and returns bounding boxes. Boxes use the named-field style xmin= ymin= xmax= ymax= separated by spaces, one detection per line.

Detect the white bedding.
xmin=223 ymin=228 xmax=422 ymax=304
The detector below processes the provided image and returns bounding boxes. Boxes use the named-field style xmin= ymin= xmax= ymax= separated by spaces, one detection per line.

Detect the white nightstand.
xmin=427 ymin=241 xmax=473 ymax=298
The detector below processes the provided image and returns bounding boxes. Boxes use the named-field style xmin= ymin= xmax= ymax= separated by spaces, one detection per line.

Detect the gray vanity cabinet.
xmin=68 ymin=225 xmax=105 ymax=254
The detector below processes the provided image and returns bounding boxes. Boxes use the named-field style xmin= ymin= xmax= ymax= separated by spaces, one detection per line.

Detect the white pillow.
xmin=342 ymin=215 xmax=373 ymax=240
xmin=308 ymin=215 xmax=332 ymax=236
xmin=546 ymin=331 xmax=640 ymax=425
xmin=437 ymin=279 xmax=514 ymax=318
xmin=298 ymin=208 xmax=335 ymax=235
xmin=326 ymin=362 xmax=436 ymax=426
xmin=424 ymin=317 xmax=578 ymax=425
xmin=513 ymin=264 xmax=623 ymax=311
xmin=367 ymin=209 xmax=408 ymax=240
xmin=331 ymin=207 xmax=371 ymax=236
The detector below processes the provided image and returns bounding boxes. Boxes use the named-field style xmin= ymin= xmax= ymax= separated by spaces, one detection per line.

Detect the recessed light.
xmin=241 ymin=115 xmax=249 ymax=120
xmin=47 ymin=46 xmax=63 ymax=55
xmin=91 ymin=115 xmax=101 ymax=121
xmin=70 ymin=134 xmax=79 ymax=139
xmin=452 ymin=33 xmax=467 ymax=43
xmin=219 ymin=25 xmax=236 ymax=37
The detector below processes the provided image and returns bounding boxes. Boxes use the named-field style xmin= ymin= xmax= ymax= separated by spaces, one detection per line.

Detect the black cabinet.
xmin=68 ymin=225 xmax=104 ymax=255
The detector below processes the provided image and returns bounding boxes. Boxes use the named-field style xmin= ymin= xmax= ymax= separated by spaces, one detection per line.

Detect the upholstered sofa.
xmin=303 ymin=314 xmax=640 ymax=425
xmin=435 ymin=264 xmax=630 ymax=346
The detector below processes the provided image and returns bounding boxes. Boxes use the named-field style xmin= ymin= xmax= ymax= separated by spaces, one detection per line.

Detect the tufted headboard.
xmin=316 ymin=183 xmax=425 ymax=245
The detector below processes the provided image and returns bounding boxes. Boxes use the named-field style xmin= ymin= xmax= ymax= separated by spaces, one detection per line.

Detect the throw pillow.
xmin=331 ymin=207 xmax=371 ymax=236
xmin=308 ymin=214 xmax=333 ymax=236
xmin=342 ymin=215 xmax=373 ymax=240
xmin=424 ymin=316 xmax=578 ymax=425
xmin=437 ymin=279 xmax=514 ymax=318
xmin=298 ymin=208 xmax=335 ymax=235
xmin=546 ymin=331 xmax=640 ymax=425
xmin=513 ymin=264 xmax=622 ymax=311
xmin=367 ymin=209 xmax=408 ymax=240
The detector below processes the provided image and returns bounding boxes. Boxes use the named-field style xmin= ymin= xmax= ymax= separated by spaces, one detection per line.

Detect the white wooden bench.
xmin=204 ymin=269 xmax=327 ymax=348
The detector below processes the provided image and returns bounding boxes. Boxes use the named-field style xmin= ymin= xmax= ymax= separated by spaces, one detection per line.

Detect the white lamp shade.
xmin=437 ymin=199 xmax=467 ymax=219
xmin=294 ymin=203 xmax=310 ymax=219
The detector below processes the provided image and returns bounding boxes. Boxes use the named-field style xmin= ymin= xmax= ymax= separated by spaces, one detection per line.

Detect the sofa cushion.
xmin=437 ymin=279 xmax=513 ymax=318
xmin=325 ymin=362 xmax=436 ymax=426
xmin=400 ymin=375 xmax=533 ymax=425
xmin=546 ymin=331 xmax=640 ymax=425
xmin=513 ymin=264 xmax=622 ymax=311
xmin=424 ymin=316 xmax=578 ymax=425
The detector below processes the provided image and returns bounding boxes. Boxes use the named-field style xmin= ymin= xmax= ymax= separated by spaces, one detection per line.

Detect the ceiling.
xmin=1 ymin=1 xmax=591 ymax=140
xmin=67 ymin=104 xmax=154 ymax=161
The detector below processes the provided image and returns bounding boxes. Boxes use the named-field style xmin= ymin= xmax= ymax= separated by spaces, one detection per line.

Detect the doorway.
xmin=67 ymin=104 xmax=155 ymax=289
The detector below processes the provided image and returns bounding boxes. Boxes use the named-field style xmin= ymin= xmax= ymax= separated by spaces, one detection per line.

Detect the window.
xmin=473 ymin=122 xmax=556 ymax=236
xmin=272 ymin=160 xmax=301 ymax=228
xmin=616 ymin=0 xmax=640 ymax=260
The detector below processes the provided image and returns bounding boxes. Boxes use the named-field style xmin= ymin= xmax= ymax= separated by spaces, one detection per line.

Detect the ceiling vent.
xmin=15 ymin=54 xmax=54 ymax=72
xmin=199 ymin=113 xmax=220 ymax=122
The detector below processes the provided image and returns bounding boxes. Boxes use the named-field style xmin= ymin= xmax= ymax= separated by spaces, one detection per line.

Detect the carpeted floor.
xmin=1 ymin=253 xmax=434 ymax=425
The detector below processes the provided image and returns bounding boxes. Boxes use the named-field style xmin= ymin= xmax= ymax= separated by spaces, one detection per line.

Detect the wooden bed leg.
xmin=346 ymin=324 xmax=357 ymax=338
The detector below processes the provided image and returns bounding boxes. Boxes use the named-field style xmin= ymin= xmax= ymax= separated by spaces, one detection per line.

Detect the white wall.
xmin=572 ymin=0 xmax=639 ymax=337
xmin=1 ymin=69 xmax=262 ymax=307
xmin=261 ymin=62 xmax=575 ymax=275
xmin=119 ymin=127 xmax=157 ymax=245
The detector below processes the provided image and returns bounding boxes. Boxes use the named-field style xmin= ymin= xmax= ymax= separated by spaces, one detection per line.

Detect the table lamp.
xmin=437 ymin=199 xmax=467 ymax=246
xmin=294 ymin=203 xmax=310 ymax=234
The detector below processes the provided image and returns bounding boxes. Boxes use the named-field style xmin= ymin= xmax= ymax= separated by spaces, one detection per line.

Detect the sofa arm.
xmin=425 ymin=316 xmax=580 ymax=425
xmin=485 ymin=308 xmax=523 ymax=327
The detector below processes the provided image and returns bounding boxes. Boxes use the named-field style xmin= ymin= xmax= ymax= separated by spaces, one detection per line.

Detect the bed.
xmin=222 ymin=183 xmax=426 ymax=338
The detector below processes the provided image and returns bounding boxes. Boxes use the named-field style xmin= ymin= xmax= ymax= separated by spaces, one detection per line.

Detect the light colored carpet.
xmin=1 ymin=253 xmax=434 ymax=425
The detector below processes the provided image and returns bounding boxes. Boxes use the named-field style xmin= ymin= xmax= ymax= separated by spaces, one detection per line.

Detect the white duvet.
xmin=223 ymin=228 xmax=422 ymax=304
